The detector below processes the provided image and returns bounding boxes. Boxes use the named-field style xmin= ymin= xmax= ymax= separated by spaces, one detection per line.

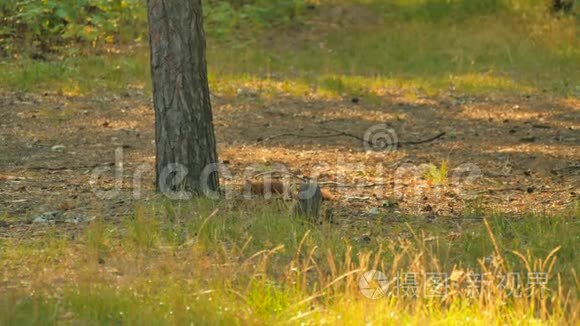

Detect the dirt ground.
xmin=0 ymin=88 xmax=578 ymax=235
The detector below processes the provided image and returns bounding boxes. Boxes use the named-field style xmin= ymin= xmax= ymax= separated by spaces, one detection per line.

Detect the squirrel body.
xmin=245 ymin=180 xmax=335 ymax=201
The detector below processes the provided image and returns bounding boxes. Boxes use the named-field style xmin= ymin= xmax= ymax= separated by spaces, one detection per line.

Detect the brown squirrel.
xmin=245 ymin=179 xmax=335 ymax=201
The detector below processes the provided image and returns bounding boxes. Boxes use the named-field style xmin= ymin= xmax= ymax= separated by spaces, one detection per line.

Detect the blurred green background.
xmin=0 ymin=0 xmax=578 ymax=96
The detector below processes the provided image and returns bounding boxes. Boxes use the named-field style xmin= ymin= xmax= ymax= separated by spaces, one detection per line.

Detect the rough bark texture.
xmin=147 ymin=0 xmax=219 ymax=195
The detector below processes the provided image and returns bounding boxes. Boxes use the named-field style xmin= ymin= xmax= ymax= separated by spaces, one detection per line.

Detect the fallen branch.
xmin=318 ymin=126 xmax=365 ymax=142
xmin=321 ymin=126 xmax=446 ymax=147
xmin=259 ymin=126 xmax=446 ymax=149
xmin=400 ymin=132 xmax=446 ymax=146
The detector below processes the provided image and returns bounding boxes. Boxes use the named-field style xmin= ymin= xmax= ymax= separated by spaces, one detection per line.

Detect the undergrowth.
xmin=0 ymin=199 xmax=578 ymax=324
xmin=0 ymin=1 xmax=577 ymax=97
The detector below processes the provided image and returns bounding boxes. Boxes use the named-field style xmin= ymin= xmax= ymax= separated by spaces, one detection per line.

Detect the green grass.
xmin=0 ymin=199 xmax=578 ymax=324
xmin=0 ymin=5 xmax=577 ymax=97
xmin=210 ymin=12 xmax=577 ymax=96
xmin=0 ymin=54 xmax=151 ymax=96
xmin=0 ymin=4 xmax=579 ymax=323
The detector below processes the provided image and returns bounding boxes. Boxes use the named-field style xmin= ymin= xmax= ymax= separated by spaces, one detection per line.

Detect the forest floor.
xmin=0 ymin=82 xmax=578 ymax=227
xmin=0 ymin=3 xmax=579 ymax=324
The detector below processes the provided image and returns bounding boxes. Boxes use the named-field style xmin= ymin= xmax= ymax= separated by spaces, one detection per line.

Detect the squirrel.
xmin=245 ymin=179 xmax=335 ymax=201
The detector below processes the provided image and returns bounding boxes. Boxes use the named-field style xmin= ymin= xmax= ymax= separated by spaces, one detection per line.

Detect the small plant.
xmin=423 ymin=161 xmax=448 ymax=186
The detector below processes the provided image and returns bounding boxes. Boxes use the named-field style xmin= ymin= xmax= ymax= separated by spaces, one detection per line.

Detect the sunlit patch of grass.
xmin=123 ymin=203 xmax=162 ymax=251
xmin=447 ymin=73 xmax=533 ymax=93
xmin=209 ymin=72 xmax=534 ymax=104
xmin=85 ymin=217 xmax=112 ymax=261
xmin=0 ymin=200 xmax=577 ymax=324
xmin=208 ymin=10 xmax=577 ymax=95
xmin=1 ymin=229 xmax=70 ymax=264
xmin=245 ymin=279 xmax=294 ymax=318
xmin=209 ymin=74 xmax=323 ymax=99
xmin=1 ymin=8 xmax=577 ymax=98
xmin=0 ymin=294 xmax=61 ymax=326
xmin=315 ymin=73 xmax=532 ymax=97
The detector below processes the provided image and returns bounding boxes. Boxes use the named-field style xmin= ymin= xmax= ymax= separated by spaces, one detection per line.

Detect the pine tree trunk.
xmin=147 ymin=0 xmax=219 ymax=197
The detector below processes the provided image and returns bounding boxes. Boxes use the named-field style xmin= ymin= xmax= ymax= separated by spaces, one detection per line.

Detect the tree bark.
xmin=147 ymin=0 xmax=219 ymax=197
